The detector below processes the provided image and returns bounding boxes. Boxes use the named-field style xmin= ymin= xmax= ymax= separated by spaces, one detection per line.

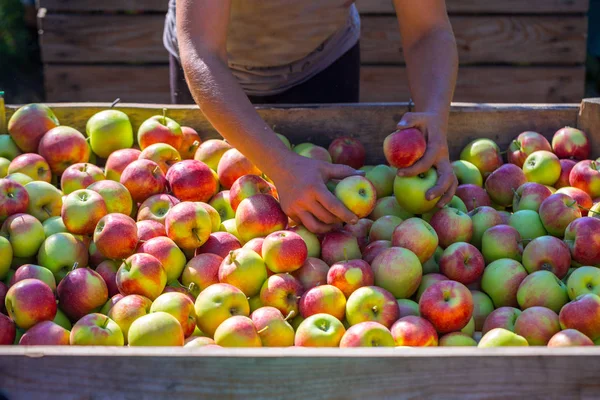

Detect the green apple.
xmin=439 ymin=332 xmax=478 ymax=346
xmin=452 ymin=160 xmax=483 ymax=187
xmin=276 ymin=133 xmax=292 ymax=149
xmin=481 ymin=259 xmax=527 ymax=308
xmin=214 ymin=315 xmax=262 ymax=347
xmin=0 ymin=157 xmax=9 ymax=178
xmin=460 ymin=139 xmax=503 ymax=178
xmin=461 ymin=316 xmax=476 ymax=337
xmin=37 ymin=232 xmax=89 ymax=281
xmin=517 ymin=270 xmax=569 ymax=313
xmin=290 ymin=225 xmax=320 ymax=258
xmin=522 ymin=150 xmax=561 ymax=186
xmin=24 ymin=181 xmax=63 ymax=222
xmin=335 ymin=176 xmax=377 ymax=219
xmin=128 ymin=311 xmax=184 ymax=346
xmin=508 ymin=210 xmax=547 ymax=241
xmin=468 ymin=206 xmax=502 ymax=249
xmin=478 ymin=328 xmax=529 ymax=347
xmin=366 ymin=164 xmax=395 ymax=198
xmin=209 ymin=190 xmax=235 ymax=221
xmin=194 ymin=283 xmax=250 ymax=337
xmin=150 ymin=292 xmax=197 ymax=338
xmin=294 ymin=313 xmax=346 ymax=347
xmin=393 ymin=167 xmax=440 ymax=215
xmin=471 ymin=290 xmax=494 ymax=331
xmin=372 ymin=247 xmax=422 ymax=299
xmin=42 ymin=216 xmax=67 ymax=238
xmin=220 ymin=219 xmax=242 ymax=242
xmin=422 ymin=196 xmax=467 ymax=222
xmin=421 ymin=246 xmax=443 ymax=274
xmin=5 ymin=172 xmax=32 ymax=186
xmin=369 ymin=196 xmax=414 ymax=220
xmin=86 ymin=110 xmax=134 ymax=158
xmin=397 ymin=298 xmax=420 ymax=317
xmin=70 ymin=313 xmax=124 ymax=346
xmin=566 ymin=266 xmax=600 ymax=300
xmin=0 ymin=135 xmax=22 ymax=160
xmin=53 ymin=308 xmax=72 ymax=330
xmin=0 ymin=236 xmax=12 ymax=280
xmin=0 ymin=213 xmax=45 ymax=258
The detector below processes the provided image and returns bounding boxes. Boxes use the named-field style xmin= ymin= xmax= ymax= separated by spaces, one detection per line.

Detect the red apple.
xmin=569 ymin=160 xmax=600 ymax=199
xmin=329 ymin=137 xmax=366 ymax=169
xmin=87 ymin=180 xmax=133 ymax=216
xmin=292 ymin=257 xmax=330 ymax=290
xmin=250 ymin=306 xmax=295 ymax=347
xmin=11 ymin=264 xmax=56 ymax=292
xmin=137 ymin=194 xmax=179 ymax=225
xmin=439 ymin=242 xmax=484 ymax=285
xmin=196 ymin=231 xmax=241 ymax=258
xmin=194 ymin=139 xmax=232 ymax=171
xmin=8 ymin=153 xmax=51 ymax=183
xmin=372 ymin=247 xmax=422 ymax=299
xmin=299 ymin=284 xmax=346 ymax=321
xmin=229 ymin=174 xmax=278 ymax=212
xmin=136 ymin=220 xmax=166 ymax=241
xmin=165 ymin=201 xmax=212 ymax=251
xmin=455 ymin=184 xmax=491 ymax=211
xmin=552 ymin=127 xmax=590 ymax=161
xmin=181 ymin=253 xmax=222 ymax=296
xmin=512 ymin=182 xmax=552 ymax=212
xmin=120 ymin=159 xmax=166 ymax=203
xmin=556 ymin=187 xmax=593 ymax=216
xmin=138 ymin=143 xmax=180 ymax=174
xmin=522 ymin=236 xmax=570 ymax=279
xmin=564 ymin=217 xmax=600 ymax=266
xmin=391 ymin=217 xmax=438 ymax=263
xmin=538 ymin=193 xmax=582 ymax=237
xmin=94 ymin=213 xmax=138 ymax=260
xmin=179 ymin=126 xmax=202 ymax=160
xmin=429 ymin=207 xmax=473 ymax=248
xmin=547 ymin=329 xmax=594 ymax=347
xmin=116 ymin=253 xmax=167 ymax=301
xmin=217 ymin=148 xmax=261 ymax=189
xmin=327 ymin=259 xmax=374 ymax=298
xmin=259 ymin=273 xmax=304 ymax=319
xmin=57 ymin=267 xmax=108 ymax=321
xmin=339 ymin=321 xmax=394 ymax=347
xmin=419 ymin=280 xmax=474 ymax=334
xmin=60 ymin=163 xmax=105 ymax=195
xmin=321 ymin=230 xmax=362 ymax=266
xmin=362 ymin=240 xmax=392 ymax=264
xmin=559 ymin=293 xmax=600 ymax=341
xmin=235 ymin=194 xmax=288 ymax=243
xmin=262 ymin=230 xmax=307 ymax=273
xmin=506 ymin=131 xmax=552 ymax=168
xmin=150 ymin=292 xmax=197 ymax=338
xmin=38 ymin=126 xmax=90 ymax=175
xmin=295 ymin=143 xmax=332 ymax=163
xmin=5 ymin=278 xmax=56 ymax=329
xmin=383 ymin=128 xmax=426 ymax=168
xmin=166 ymin=160 xmax=218 ymax=202
xmin=459 ymin=138 xmax=503 ymax=178
xmin=556 ymin=159 xmax=578 ymax=189
xmin=137 ymin=113 xmax=183 ymax=150
xmin=514 ymin=306 xmax=560 ymax=346
xmin=8 ymin=104 xmax=59 ymax=153
xmin=341 ymin=218 xmax=372 ymax=251
xmin=482 ymin=307 xmax=521 ymax=335
xmin=137 ymin=236 xmax=186 ymax=283
xmin=106 ymin=294 xmax=152 ymax=342
xmin=390 ymin=315 xmax=438 ymax=346
xmin=61 ymin=189 xmax=108 ymax=235
xmin=19 ymin=320 xmax=70 ymax=345
xmin=0 ymin=178 xmax=29 ymax=223
xmin=243 ymin=237 xmax=264 ymax=256
xmin=95 ymin=260 xmax=120 ymax=298
xmin=485 ymin=164 xmax=527 ymax=207
xmin=105 ymin=148 xmax=141 ymax=182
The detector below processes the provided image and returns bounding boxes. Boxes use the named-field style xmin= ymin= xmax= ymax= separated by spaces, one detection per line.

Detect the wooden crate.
xmin=36 ymin=0 xmax=589 ymax=103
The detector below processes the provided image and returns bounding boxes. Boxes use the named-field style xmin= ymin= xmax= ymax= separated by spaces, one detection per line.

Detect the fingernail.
xmin=398 ymin=120 xmax=407 ymax=126
xmin=350 ymin=219 xmax=358 ymax=224
xmin=356 ymin=170 xmax=366 ymax=176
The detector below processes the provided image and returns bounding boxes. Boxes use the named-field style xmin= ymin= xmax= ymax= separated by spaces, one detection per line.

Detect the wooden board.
xmin=39 ymin=14 xmax=587 ymax=65
xmin=577 ymin=97 xmax=600 ymax=158
xmin=1 ymin=347 xmax=600 ymax=400
xmin=36 ymin=0 xmax=591 ymax=14
xmin=4 ymin=101 xmax=579 ymax=163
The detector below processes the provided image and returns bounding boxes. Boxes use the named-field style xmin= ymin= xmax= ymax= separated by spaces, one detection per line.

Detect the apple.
xmin=455 ymin=184 xmax=492 ymax=211
xmin=567 ymin=266 xmax=600 ymax=300
xmin=184 ymin=337 xmax=217 ymax=348
xmin=523 ymin=150 xmax=561 ymax=186
xmin=0 ymin=178 xmax=29 ymax=222
xmin=419 ymin=280 xmax=473 ymax=334
xmin=0 ymin=135 xmax=22 ymax=160
xmin=117 ymin=253 xmax=166 ymax=301
xmin=522 ymin=236 xmax=570 ymax=278
xmin=339 ymin=321 xmax=394 ymax=347
xmin=137 ymin=111 xmax=183 ymax=150
xmin=209 ymin=190 xmax=235 ymax=221
xmin=552 ymin=127 xmax=590 ymax=160
xmin=365 ymin=165 xmax=395 ymax=199
xmin=260 ymin=230 xmax=307 ymax=274
xmin=259 ymin=273 xmax=303 ymax=319
xmin=11 ymin=264 xmax=56 ymax=292
xmin=229 ymin=174 xmax=277 ymax=212
xmin=470 ymin=290 xmax=494 ymax=331
xmin=558 ymin=293 xmax=600 ymax=341
xmin=369 ymin=196 xmax=414 ymax=220
xmin=178 ymin=126 xmax=201 ymax=160
xmin=321 ymin=230 xmax=363 ymax=266
xmin=292 ymin=257 xmax=330 ymax=290
xmin=327 ymin=259 xmax=374 ymax=298
xmin=548 ymin=329 xmax=594 ymax=347
xmin=250 ymin=306 xmax=295 ymax=347
xmin=212 ymin=315 xmax=262 ymax=347
xmin=217 ymin=148 xmax=261 ymax=189
xmin=87 ymin=180 xmax=133 ymax=216
xmin=480 ymin=259 xmax=527 ymax=308
xmin=84 ymin=109 xmax=134 ymax=158
xmin=556 ymin=187 xmax=593 ymax=216
xmin=429 ymin=207 xmax=473 ymax=248
xmin=0 ymin=158 xmax=8 ymax=178
xmin=37 ymin=232 xmax=88 ymax=280
xmin=19 ymin=320 xmax=70 ymax=345
xmin=482 ymin=307 xmax=521 ymax=335
xmin=569 ymin=160 xmax=600 ymax=199
xmin=289 ymin=225 xmax=321 ymax=258
xmin=299 ymin=284 xmax=346 ymax=320
xmin=334 ymin=176 xmax=377 ymax=219
xmin=219 ymin=248 xmax=268 ymax=297
xmin=390 ymin=315 xmax=438 ymax=347
xmin=235 ymin=194 xmax=288 ymax=243
xmin=481 ymin=224 xmax=523 ymax=264
xmin=512 ymin=182 xmax=552 ymax=212
xmin=556 ymin=159 xmax=578 ymax=189
xmin=484 ymin=164 xmax=527 ymax=207
xmin=136 ymin=220 xmax=165 ymax=241
xmin=517 ymin=270 xmax=569 ymax=313
xmin=362 ymin=240 xmax=392 ymax=265
xmin=508 ymin=210 xmax=547 ymax=241
xmin=137 ymin=236 xmax=186 ymax=283
xmin=194 ymin=283 xmax=249 ymax=337
xmin=107 ymin=294 xmax=152 ymax=342
xmin=120 ymin=159 xmax=166 ymax=203
xmin=69 ymin=313 xmax=124 ymax=346
xmin=513 ymin=306 xmax=560 ymax=346
xmin=341 ymin=218 xmax=373 ymax=251
xmin=467 ymin=206 xmax=501 ymax=249
xmin=460 ymin=138 xmax=503 ymax=178
xmin=104 ymin=148 xmax=141 ymax=182
xmin=506 ymin=131 xmax=552 ymax=168
xmin=128 ymin=311 xmax=184 ymax=346
xmin=294 ymin=313 xmax=345 ymax=347
xmin=5 ymin=172 xmax=32 ymax=186
xmin=37 ymin=126 xmax=89 ymax=175
xmin=24 ymin=181 xmax=62 ymax=222
xmin=165 ymin=201 xmax=212 ymax=251
xmin=150 ymin=292 xmax=196 ymax=338
xmin=478 ymin=328 xmax=528 ymax=347
xmin=368 ymin=216 xmax=401 ymax=242
xmin=60 ymin=163 xmax=105 ymax=195
xmin=329 ymin=137 xmax=366 ymax=169
xmin=383 ymin=128 xmax=425 ymax=168
xmin=194 ymin=139 xmax=232 ymax=171
xmin=61 ymin=189 xmax=107 ymax=235
xmin=397 ymin=299 xmax=420 ymax=318
xmin=372 ymin=247 xmax=422 ymax=299
xmin=564 ymin=217 xmax=600 ymax=266
xmin=138 ymin=143 xmax=181 ymax=174
xmin=242 ymin=236 xmax=265 ymax=257
xmin=393 ymin=167 xmax=440 ymax=214
xmin=5 ymin=278 xmax=56 ymax=329
xmin=166 ymin=160 xmax=218 ymax=203
xmin=415 ymin=273 xmax=448 ymax=303
xmin=8 ymin=153 xmax=51 ymax=183
xmin=94 ymin=260 xmax=119 ymax=298
xmin=345 ymin=286 xmax=399 ymax=328
xmin=137 ymin=194 xmax=179 ymax=225
xmin=538 ymin=193 xmax=581 ymax=237
xmin=57 ymin=266 xmax=108 ymax=321
xmin=94 ymin=213 xmax=138 ymax=260
xmin=1 ymin=213 xmax=45 ymax=258
xmin=439 ymin=242 xmax=484 ymax=285
xmin=221 ymin=219 xmax=242 ymax=242
xmin=196 ymin=231 xmax=241 ymax=258
xmin=8 ymin=103 xmax=59 ymax=152
xmin=452 ymin=160 xmax=483 ymax=187
xmin=438 ymin=332 xmax=477 ymax=346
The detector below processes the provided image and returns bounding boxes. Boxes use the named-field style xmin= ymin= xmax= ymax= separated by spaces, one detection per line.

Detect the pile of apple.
xmin=1 ymin=103 xmax=599 ymax=349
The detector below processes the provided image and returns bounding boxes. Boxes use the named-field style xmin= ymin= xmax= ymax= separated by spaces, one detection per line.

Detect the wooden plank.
xmin=361 ymin=15 xmax=587 ymax=65
xmin=1 ymin=347 xmax=600 ymax=400
xmin=360 ymin=66 xmax=585 ymax=103
xmin=5 ymin=102 xmax=579 ymax=163
xmin=39 ymin=14 xmax=588 ymax=65
xmin=36 ymin=0 xmax=168 ymax=12
xmin=577 ymin=98 xmax=600 ymax=158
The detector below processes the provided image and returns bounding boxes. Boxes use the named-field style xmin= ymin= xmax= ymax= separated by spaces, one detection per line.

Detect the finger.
xmin=316 ymin=188 xmax=358 ymax=225
xmin=309 ymin=201 xmax=341 ymax=225
xmin=297 ymin=210 xmax=334 ymax=234
xmin=435 ymin=176 xmax=458 ymax=208
xmin=397 ymin=112 xmax=425 ymax=130
xmin=324 ymin=163 xmax=365 ymax=180
xmin=396 ymin=147 xmax=438 ymax=177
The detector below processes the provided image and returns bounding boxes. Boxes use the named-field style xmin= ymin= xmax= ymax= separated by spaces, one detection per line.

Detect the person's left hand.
xmin=395 ymin=111 xmax=458 ymax=208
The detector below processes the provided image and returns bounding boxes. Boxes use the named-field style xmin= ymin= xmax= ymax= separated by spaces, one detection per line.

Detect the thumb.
xmin=397 ymin=112 xmax=424 ymax=130
xmin=324 ymin=163 xmax=364 ymax=180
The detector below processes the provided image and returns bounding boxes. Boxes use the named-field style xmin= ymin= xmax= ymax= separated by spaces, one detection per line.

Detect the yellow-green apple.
xmin=481 ymin=224 xmax=523 ymax=263
xmin=507 ymin=131 xmax=552 ymax=168
xmin=321 ymin=230 xmax=362 ymax=266
xmin=391 ymin=218 xmax=438 ymax=263
xmin=119 ymin=159 xmax=166 ymax=203
xmin=194 ymin=139 xmax=232 ymax=171
xmin=235 ymin=194 xmax=287 ymax=243
xmin=517 ymin=270 xmax=569 ymax=313
xmin=294 ymin=313 xmax=345 ymax=347
xmin=419 ymin=280 xmax=473 ymax=334
xmin=0 ymin=135 xmax=22 ymax=160
xmin=38 ymin=126 xmax=90 ymax=175
xmin=439 ymin=332 xmax=477 ymax=346
xmin=37 ymin=232 xmax=88 ymax=280
xmin=482 ymin=307 xmax=521 ymax=334
xmin=0 ymin=237 xmax=11 ymax=280
xmin=209 ymin=190 xmax=235 ymax=221
xmin=218 ymin=248 xmax=267 ymax=297
xmin=248 ymin=295 xmax=263 ymax=313
xmin=452 ymin=160 xmax=483 ymax=187
xmin=137 ymin=236 xmax=185 ymax=283
xmin=289 ymin=225 xmax=321 ymax=258
xmin=217 ymin=148 xmax=261 ymax=189
xmin=372 ymin=247 xmax=422 ymax=299
xmin=415 ymin=273 xmax=448 ymax=302
xmin=485 ymin=164 xmax=527 ymax=206
xmin=557 ymin=187 xmax=592 ymax=216
xmin=383 ymin=128 xmax=425 ymax=168
xmin=194 ymin=283 xmax=249 ymax=337
xmin=564 ymin=217 xmax=600 ymax=266
xmin=429 ymin=207 xmax=473 ymax=248
xmin=294 ymin=143 xmax=332 ymax=163
xmin=57 ymin=266 xmax=108 ymax=321
xmin=200 ymin=201 xmax=222 ymax=232
xmin=547 ymin=329 xmax=594 ymax=347
xmin=471 ymin=290 xmax=494 ymax=331
xmin=508 ymin=210 xmax=547 ymax=241
xmin=24 ymin=181 xmax=62 ymax=222
xmin=229 ymin=174 xmax=278 ymax=212
xmin=478 ymin=328 xmax=528 ymax=347
xmin=128 ymin=311 xmax=184 ymax=346
xmin=341 ymin=218 xmax=373 ymax=250
xmin=85 ymin=109 xmax=134 ymax=158
xmin=87 ymin=180 xmax=132 ymax=216
xmin=5 ymin=172 xmax=32 ymax=186
xmin=460 ymin=138 xmax=503 ymax=178
xmin=0 ymin=157 xmax=8 ymax=178
xmin=538 ymin=193 xmax=581 ymax=237
xmin=567 ymin=266 xmax=600 ymax=300
xmin=339 ymin=321 xmax=394 ymax=347
xmin=137 ymin=194 xmax=179 ymax=225
xmin=556 ymin=159 xmax=578 ymax=189
xmin=95 ymin=260 xmax=119 ymax=297
xmin=512 ymin=182 xmax=552 ymax=212
xmin=105 ymin=148 xmax=141 ymax=182
xmin=396 ymin=299 xmax=419 ymax=318
xmin=439 ymin=242 xmax=484 ymax=285
xmin=137 ymin=112 xmax=183 ymax=151
xmin=60 ymin=163 xmax=105 ymax=195
xmin=369 ymin=216 xmax=402 ymax=242
xmin=299 ymin=284 xmax=346 ymax=320
xmin=117 ymin=253 xmax=166 ymax=301
xmin=94 ymin=213 xmax=138 ymax=261
xmin=11 ymin=264 xmax=56 ymax=292
xmin=69 ymin=313 xmax=124 ymax=346
xmin=481 ymin=259 xmax=527 ymax=308
xmin=369 ymin=196 xmax=414 ymax=220
xmin=393 ymin=167 xmax=440 ymax=214
xmin=259 ymin=273 xmax=303 ymax=318
xmin=329 ymin=137 xmax=366 ymax=169
xmin=552 ymin=126 xmax=590 ymax=160
xmin=334 ymin=176 xmax=376 ymax=219
xmin=422 ymin=246 xmax=444 ymax=275
xmin=61 ymin=189 xmax=107 ymax=235
xmin=196 ymin=231 xmax=241 ymax=258
xmin=150 ymin=292 xmax=196 ymax=338
xmin=345 ymin=286 xmax=399 ymax=328
xmin=522 ymin=235 xmax=570 ymax=278
xmin=523 ymin=150 xmax=561 ymax=186
xmin=455 ymin=184 xmax=491 ymax=212
xmin=136 ymin=219 xmax=165 ymax=241
xmin=1 ymin=213 xmax=45 ymax=258
xmin=165 ymin=201 xmax=211 ymax=251
xmin=166 ymin=160 xmax=218 ymax=202
xmin=0 ymin=178 xmax=29 ymax=222
xmin=275 ymin=133 xmax=291 ymax=149
xmin=390 ymin=315 xmax=438 ymax=346
xmin=365 ymin=164 xmax=395 ymax=198
xmin=513 ymin=306 xmax=560 ymax=346
xmin=327 ymin=259 xmax=374 ymax=298
xmin=262 ymin=230 xmax=307 ymax=273
xmin=5 ymin=278 xmax=56 ymax=329
xmin=569 ymin=160 xmax=600 ymax=198
xmin=467 ymin=206 xmax=501 ymax=249
xmin=251 ymin=306 xmax=295 ymax=347
xmin=291 ymin=257 xmax=329 ymax=290
xmin=213 ymin=315 xmax=262 ymax=347
xmin=8 ymin=104 xmax=59 ymax=152
xmin=107 ymin=294 xmax=152 ymax=342
xmin=179 ymin=126 xmax=201 ymax=160
xmin=8 ymin=153 xmax=51 ymax=183
xmin=161 ymin=282 xmax=195 ymax=302
xmin=362 ymin=240 xmax=392 ymax=265
xmin=184 ymin=336 xmax=216 ymax=347
xmin=101 ymin=293 xmax=124 ymax=315
xmin=19 ymin=320 xmax=70 ymax=345
xmin=558 ymin=293 xmax=600 ymax=341
xmin=138 ymin=143 xmax=180 ymax=174
xmin=221 ymin=219 xmax=242 ymax=242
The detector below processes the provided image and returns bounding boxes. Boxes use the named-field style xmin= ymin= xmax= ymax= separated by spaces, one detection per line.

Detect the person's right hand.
xmin=268 ymin=153 xmax=363 ymax=234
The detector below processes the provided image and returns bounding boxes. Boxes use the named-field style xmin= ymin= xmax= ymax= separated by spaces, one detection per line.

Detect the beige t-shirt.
xmin=164 ymin=0 xmax=360 ymax=95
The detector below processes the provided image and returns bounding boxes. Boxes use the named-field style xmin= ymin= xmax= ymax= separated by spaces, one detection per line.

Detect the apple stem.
xmin=110 ymin=98 xmax=121 ymax=108
xmin=162 ymin=108 xmax=167 ymax=125
xmin=567 ymin=200 xmax=578 ymax=208
xmin=283 ymin=310 xmax=295 ymax=321
xmin=343 ymin=248 xmax=348 ymax=263
xmin=592 ymin=160 xmax=598 ymax=172
xmin=42 ymin=206 xmax=52 ymax=217
xmin=257 ymin=326 xmax=269 ymax=334
xmin=72 ymin=262 xmax=79 ymax=271
xmin=193 ymin=229 xmax=203 ymax=243
xmin=579 ymin=204 xmax=593 ymax=213
xmin=472 ymin=198 xmax=477 ymax=210
xmin=101 ymin=316 xmax=110 ymax=329
xmin=512 ymin=188 xmax=520 ymax=200
xmin=192 ymin=140 xmax=200 ymax=150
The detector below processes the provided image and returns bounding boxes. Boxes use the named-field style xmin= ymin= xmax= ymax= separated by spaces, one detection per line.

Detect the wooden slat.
xmin=5 ymin=101 xmax=580 ymax=163
xmin=1 ymin=347 xmax=600 ymax=399
xmin=39 ymin=14 xmax=588 ymax=65
xmin=577 ymin=98 xmax=600 ymax=158
xmin=36 ymin=0 xmax=168 ymax=12
xmin=360 ymin=66 xmax=585 ymax=103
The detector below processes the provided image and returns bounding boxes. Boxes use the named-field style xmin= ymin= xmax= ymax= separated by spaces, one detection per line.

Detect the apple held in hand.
xmin=506 ymin=131 xmax=552 ymax=168
xmin=5 ymin=278 xmax=56 ymax=329
xmin=86 ymin=109 xmax=134 ymax=158
xmin=294 ymin=313 xmax=345 ymax=347
xmin=8 ymin=103 xmax=59 ymax=153
xmin=419 ymin=280 xmax=473 ymax=334
xmin=394 ymin=167 xmax=440 ymax=215
xmin=552 ymin=127 xmax=590 ymax=161
xmin=334 ymin=176 xmax=377 ymax=219
xmin=195 ymin=283 xmax=250 ymax=337
xmin=383 ymin=128 xmax=426 ymax=168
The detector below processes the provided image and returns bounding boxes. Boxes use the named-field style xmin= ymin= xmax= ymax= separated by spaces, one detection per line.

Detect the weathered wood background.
xmin=36 ymin=0 xmax=589 ymax=103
